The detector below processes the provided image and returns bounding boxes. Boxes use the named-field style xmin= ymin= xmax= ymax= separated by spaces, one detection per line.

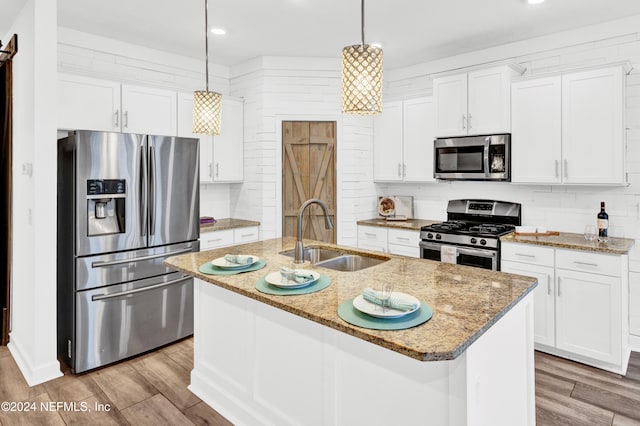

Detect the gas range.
xmin=419 ymin=200 xmax=521 ymax=270
xmin=420 ymin=221 xmax=516 ymax=249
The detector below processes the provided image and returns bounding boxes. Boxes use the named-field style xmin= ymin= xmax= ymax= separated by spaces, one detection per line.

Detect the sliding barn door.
xmin=282 ymin=121 xmax=336 ymax=243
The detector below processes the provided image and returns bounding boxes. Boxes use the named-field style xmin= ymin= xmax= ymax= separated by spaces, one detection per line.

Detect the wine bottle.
xmin=597 ymin=201 xmax=609 ymax=242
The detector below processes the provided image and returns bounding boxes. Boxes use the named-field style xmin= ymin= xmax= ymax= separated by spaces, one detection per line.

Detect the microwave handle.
xmin=484 ymin=137 xmax=491 ymax=177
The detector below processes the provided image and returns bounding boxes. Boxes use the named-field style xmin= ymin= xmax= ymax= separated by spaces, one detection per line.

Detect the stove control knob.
xmin=427 ymin=233 xmax=434 ymax=239
xmin=470 ymin=238 xmax=477 ymax=244
xmin=435 ymin=234 xmax=442 ymax=240
xmin=480 ymin=239 xmax=487 ymax=246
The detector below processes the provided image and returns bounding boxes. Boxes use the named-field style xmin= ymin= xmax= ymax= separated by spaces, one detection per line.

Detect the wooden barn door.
xmin=283 ymin=121 xmax=336 ymax=243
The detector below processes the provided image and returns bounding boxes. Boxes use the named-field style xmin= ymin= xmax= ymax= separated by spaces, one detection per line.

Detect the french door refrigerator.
xmin=57 ymin=130 xmax=199 ymax=373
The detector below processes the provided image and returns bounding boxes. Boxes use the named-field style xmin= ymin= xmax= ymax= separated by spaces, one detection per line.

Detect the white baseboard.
xmin=8 ymin=334 xmax=62 ymax=386
xmin=630 ymin=334 xmax=640 ymax=352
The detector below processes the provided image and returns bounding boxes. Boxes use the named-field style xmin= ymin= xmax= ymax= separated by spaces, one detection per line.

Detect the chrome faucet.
xmin=294 ymin=198 xmax=334 ymax=264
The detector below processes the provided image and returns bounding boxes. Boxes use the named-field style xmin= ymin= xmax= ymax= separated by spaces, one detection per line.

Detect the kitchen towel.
xmin=255 ymin=274 xmax=331 ymax=296
xmin=337 ymin=299 xmax=433 ymax=330
xmin=199 ymin=260 xmax=266 ymax=275
xmin=440 ymin=245 xmax=457 ymax=264
xmin=280 ymin=266 xmax=315 ymax=283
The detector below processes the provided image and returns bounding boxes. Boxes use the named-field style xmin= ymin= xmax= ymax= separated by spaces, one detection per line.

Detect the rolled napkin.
xmin=224 ymin=254 xmax=254 ymax=265
xmin=362 ymin=287 xmax=419 ymax=312
xmin=280 ymin=267 xmax=315 ymax=283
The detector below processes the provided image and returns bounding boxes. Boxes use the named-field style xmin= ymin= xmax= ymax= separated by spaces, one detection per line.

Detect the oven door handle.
xmin=484 ymin=137 xmax=491 ymax=177
xmin=456 ymin=246 xmax=497 ymax=259
xmin=91 ymin=275 xmax=192 ymax=301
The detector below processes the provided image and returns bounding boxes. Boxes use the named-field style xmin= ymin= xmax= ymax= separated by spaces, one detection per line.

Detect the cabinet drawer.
xmin=200 ymin=229 xmax=233 ymax=250
xmin=555 ymin=249 xmax=621 ymax=277
xmin=358 ymin=226 xmax=388 ymax=244
xmin=388 ymin=243 xmax=419 ymax=258
xmin=234 ymin=226 xmax=259 ymax=244
xmin=388 ymin=229 xmax=420 ymax=247
xmin=501 ymin=243 xmax=554 ymax=267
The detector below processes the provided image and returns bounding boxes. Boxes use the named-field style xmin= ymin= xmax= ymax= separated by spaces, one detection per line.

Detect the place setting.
xmin=199 ymin=254 xmax=266 ymax=275
xmin=255 ymin=265 xmax=331 ymax=295
xmin=338 ymin=283 xmax=433 ymax=330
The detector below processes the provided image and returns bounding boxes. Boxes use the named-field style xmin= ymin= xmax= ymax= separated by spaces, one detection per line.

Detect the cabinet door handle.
xmin=555 ymin=160 xmax=559 ymax=178
xmin=207 ymin=238 xmax=223 ymax=243
xmin=564 ymin=159 xmax=568 ymax=179
xmin=573 ymin=261 xmax=598 ymax=267
xmin=209 ymin=163 xmax=213 ymax=178
xmin=215 ymin=163 xmax=219 ymax=178
xmin=403 ymin=163 xmax=406 ymax=177
xmin=241 ymin=233 xmax=254 ymax=238
xmin=364 ymin=232 xmax=377 ymax=238
xmin=397 ymin=163 xmax=402 ymax=177
xmin=396 ymin=237 xmax=410 ymax=241
xmin=547 ymin=275 xmax=551 ymax=295
xmin=557 ymin=277 xmax=561 ymax=296
xmin=467 ymin=114 xmax=472 ymax=130
xmin=462 ymin=114 xmax=466 ymax=130
xmin=114 ymin=109 xmax=119 ymax=127
xmin=124 ymin=111 xmax=129 ymax=128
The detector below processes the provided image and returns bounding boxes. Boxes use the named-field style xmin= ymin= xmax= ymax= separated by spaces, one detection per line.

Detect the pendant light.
xmin=341 ymin=0 xmax=383 ymax=115
xmin=193 ymin=0 xmax=222 ymax=135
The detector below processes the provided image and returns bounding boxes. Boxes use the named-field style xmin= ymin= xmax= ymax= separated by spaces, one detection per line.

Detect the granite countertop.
xmin=357 ymin=218 xmax=440 ymax=231
xmin=501 ymin=232 xmax=634 ymax=255
xmin=200 ymin=218 xmax=260 ymax=233
xmin=165 ymin=237 xmax=537 ymax=362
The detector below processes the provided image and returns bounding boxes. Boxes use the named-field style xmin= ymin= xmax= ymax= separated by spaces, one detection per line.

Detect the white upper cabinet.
xmin=178 ymin=93 xmax=244 ymax=183
xmin=403 ymin=97 xmax=435 ymax=182
xmin=58 ymin=73 xmax=177 ymax=136
xmin=58 ymin=73 xmax=121 ymax=132
xmin=511 ymin=76 xmax=562 ymax=183
xmin=373 ymin=97 xmax=435 ymax=182
xmin=433 ymin=74 xmax=467 ymax=137
xmin=511 ymin=66 xmax=625 ymax=185
xmin=213 ymin=98 xmax=244 ymax=182
xmin=373 ymin=101 xmax=404 ymax=181
xmin=121 ymin=84 xmax=177 ymax=136
xmin=434 ymin=65 xmax=516 ymax=137
xmin=562 ymin=67 xmax=624 ymax=184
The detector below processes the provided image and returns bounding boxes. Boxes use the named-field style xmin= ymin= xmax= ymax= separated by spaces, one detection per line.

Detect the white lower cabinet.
xmin=357 ymin=225 xmax=419 ymax=258
xmin=200 ymin=226 xmax=259 ymax=250
xmin=501 ymin=242 xmax=629 ymax=373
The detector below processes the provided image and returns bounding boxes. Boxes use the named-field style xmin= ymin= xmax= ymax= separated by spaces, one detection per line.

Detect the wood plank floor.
xmin=0 ymin=341 xmax=638 ymax=425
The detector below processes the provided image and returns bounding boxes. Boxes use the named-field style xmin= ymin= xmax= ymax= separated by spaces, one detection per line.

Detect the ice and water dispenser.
xmin=86 ymin=179 xmax=126 ymax=236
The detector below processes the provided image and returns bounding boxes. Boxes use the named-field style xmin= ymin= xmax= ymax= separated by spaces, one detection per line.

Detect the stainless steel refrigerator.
xmin=57 ymin=130 xmax=199 ymax=373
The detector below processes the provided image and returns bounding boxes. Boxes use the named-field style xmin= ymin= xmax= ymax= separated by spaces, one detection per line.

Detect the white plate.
xmin=264 ymin=270 xmax=320 ymax=289
xmin=211 ymin=256 xmax=260 ymax=269
xmin=352 ymin=292 xmax=420 ymax=319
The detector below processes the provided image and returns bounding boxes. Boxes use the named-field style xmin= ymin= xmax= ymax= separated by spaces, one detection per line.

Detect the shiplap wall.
xmin=56 ymin=27 xmax=233 ymax=219
xmin=229 ymin=57 xmax=377 ymax=245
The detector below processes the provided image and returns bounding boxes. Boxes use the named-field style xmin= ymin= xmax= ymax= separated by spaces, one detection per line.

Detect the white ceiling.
xmin=3 ymin=0 xmax=640 ymax=69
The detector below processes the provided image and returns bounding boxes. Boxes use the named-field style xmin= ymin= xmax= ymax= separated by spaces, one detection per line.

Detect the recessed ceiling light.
xmin=527 ymin=0 xmax=544 ymax=4
xmin=210 ymin=28 xmax=227 ymax=35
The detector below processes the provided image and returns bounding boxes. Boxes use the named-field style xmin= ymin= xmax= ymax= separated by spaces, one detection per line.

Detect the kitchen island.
xmin=165 ymin=238 xmax=538 ymax=426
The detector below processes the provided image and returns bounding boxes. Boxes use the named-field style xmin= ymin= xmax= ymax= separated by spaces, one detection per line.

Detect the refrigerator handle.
xmin=139 ymin=140 xmax=148 ymax=236
xmin=149 ymin=143 xmax=157 ymax=236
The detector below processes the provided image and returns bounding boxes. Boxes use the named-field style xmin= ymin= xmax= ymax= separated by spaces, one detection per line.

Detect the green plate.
xmin=256 ymin=274 xmax=331 ymax=295
xmin=199 ymin=259 xmax=267 ymax=275
xmin=337 ymin=298 xmax=433 ymax=330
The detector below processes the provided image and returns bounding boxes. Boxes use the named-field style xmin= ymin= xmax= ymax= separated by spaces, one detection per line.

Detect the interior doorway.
xmin=282 ymin=121 xmax=336 ymax=243
xmin=1 ymin=35 xmax=17 ymax=346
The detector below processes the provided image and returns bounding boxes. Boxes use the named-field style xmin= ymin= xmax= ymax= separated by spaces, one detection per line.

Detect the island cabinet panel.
xmin=190 ymin=279 xmax=535 ymax=426
xmin=501 ymin=242 xmax=630 ymax=374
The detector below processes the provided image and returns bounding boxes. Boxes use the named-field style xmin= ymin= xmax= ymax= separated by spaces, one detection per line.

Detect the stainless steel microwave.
xmin=434 ymin=134 xmax=510 ymax=181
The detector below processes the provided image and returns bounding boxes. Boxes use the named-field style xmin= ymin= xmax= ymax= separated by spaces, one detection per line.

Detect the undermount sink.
xmin=280 ymin=247 xmax=389 ymax=272
xmin=280 ymin=247 xmax=343 ymax=263
xmin=315 ymin=254 xmax=388 ymax=272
